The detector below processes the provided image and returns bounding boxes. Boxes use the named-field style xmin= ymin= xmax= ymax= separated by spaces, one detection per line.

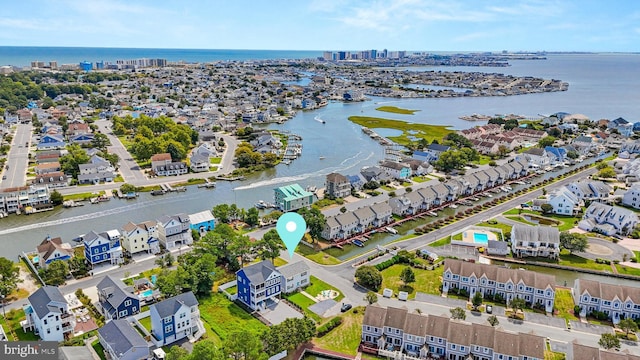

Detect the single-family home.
xmin=188 ymin=210 xmax=216 ymax=234
xmin=120 ymin=221 xmax=160 ymax=256
xmin=83 ymin=230 xmax=124 ymax=267
xmin=544 ymin=146 xmax=568 ymax=165
xmin=579 ymin=202 xmax=639 ymax=236
xmin=97 ymin=319 xmax=149 ymax=360
xmin=37 ymin=134 xmax=66 ymax=150
xmin=547 ymin=186 xmax=582 ymax=215
xmin=379 ymin=161 xmax=412 ymax=180
xmin=511 ymin=224 xmax=560 ymax=259
xmin=622 ymin=184 xmax=640 ymax=210
xmin=96 ymin=276 xmax=140 ymax=320
xmin=567 ymin=180 xmax=612 ymax=201
xmin=150 ymin=291 xmax=202 ymax=346
xmin=36 ymin=236 xmax=74 ymax=269
xmin=236 ymin=260 xmax=282 ymax=311
xmin=325 ymin=172 xmax=351 ymax=199
xmin=424 ymin=143 xmax=451 ymax=161
xmin=277 ymin=261 xmax=310 ymax=294
xmin=157 ymin=213 xmax=193 ymax=250
xmin=22 ymin=286 xmax=75 ymax=341
xmin=517 ymin=148 xmax=551 ymax=168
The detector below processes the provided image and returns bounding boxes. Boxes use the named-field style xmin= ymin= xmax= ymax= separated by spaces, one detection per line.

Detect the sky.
xmin=1 ymin=0 xmax=639 ymax=52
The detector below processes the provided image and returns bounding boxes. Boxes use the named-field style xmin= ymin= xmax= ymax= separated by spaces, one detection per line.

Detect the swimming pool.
xmin=473 ymin=232 xmax=489 ymax=244
xmin=139 ymin=289 xmax=153 ymax=298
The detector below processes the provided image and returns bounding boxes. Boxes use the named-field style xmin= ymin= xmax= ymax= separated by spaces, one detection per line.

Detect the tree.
xmin=244 ymin=207 xmax=260 ymax=227
xmin=487 ymin=315 xmax=499 ymax=327
xmin=339 ymin=206 xmax=347 ymax=213
xmin=223 ymin=329 xmax=265 ymax=360
xmin=50 ymin=190 xmax=64 ymax=205
xmin=190 ymin=340 xmax=225 ymax=360
xmin=40 ymin=260 xmax=69 ymax=286
xmin=212 ymin=204 xmax=231 ymax=223
xmin=540 ymin=203 xmax=554 ymax=214
xmin=0 ymin=257 xmax=21 ymax=300
xmin=598 ymin=333 xmax=620 ymax=350
xmin=166 ymin=345 xmax=189 ymax=360
xmin=299 ymin=207 xmax=326 ymax=242
xmin=262 ymin=317 xmax=315 ymax=355
xmin=559 ymin=232 xmax=589 ymax=254
xmin=365 ymin=291 xmax=378 ymax=304
xmin=509 ymin=297 xmax=526 ymax=317
xmin=164 ymin=253 xmax=174 ymax=267
xmin=567 ymin=150 xmax=579 ymax=159
xmin=619 ymin=317 xmax=639 ymax=337
xmin=91 ymin=133 xmax=110 ymax=151
xmin=355 ymin=266 xmax=382 ymax=291
xmin=472 ymin=291 xmax=483 ymax=311
xmin=400 ymin=267 xmax=415 ymax=287
xmin=230 ymin=235 xmax=252 ymax=268
xmin=260 ymin=229 xmax=282 ymax=263
xmin=538 ymin=136 xmax=556 ymax=148
xmin=450 ymin=307 xmax=466 ymax=320
xmin=597 ymin=167 xmax=616 ymax=179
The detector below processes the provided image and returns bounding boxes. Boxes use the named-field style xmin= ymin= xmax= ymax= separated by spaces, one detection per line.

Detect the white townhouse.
xmin=389 ymin=196 xmax=412 ymax=216
xmin=370 ymin=202 xmax=392 ymax=227
xmin=277 ymin=261 xmax=310 ymax=294
xmin=334 ymin=211 xmax=359 ymax=239
xmin=322 ymin=216 xmax=341 ymax=241
xmin=442 ymin=259 xmax=556 ymax=313
xmin=547 ymin=186 xmax=582 ymax=215
xmin=578 ymin=202 xmax=639 ymax=236
xmin=22 ymin=286 xmax=75 ymax=342
xmin=567 ymin=180 xmax=612 ymax=201
xmin=574 ymin=279 xmax=640 ymax=324
xmin=511 ymin=224 xmax=560 ymax=259
xmin=353 ymin=206 xmax=376 ymax=233
xmin=622 ymin=184 xmax=640 ymax=210
xmin=360 ymin=305 xmax=546 ymax=360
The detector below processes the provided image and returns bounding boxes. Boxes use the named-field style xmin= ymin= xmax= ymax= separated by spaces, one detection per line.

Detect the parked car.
xmin=486 ymin=305 xmax=493 ymax=314
xmin=340 ymin=303 xmax=352 ymax=312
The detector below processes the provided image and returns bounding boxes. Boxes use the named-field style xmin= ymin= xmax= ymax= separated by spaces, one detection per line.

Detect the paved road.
xmin=95 ymin=119 xmax=147 ymax=184
xmin=0 ymin=124 xmax=32 ymax=189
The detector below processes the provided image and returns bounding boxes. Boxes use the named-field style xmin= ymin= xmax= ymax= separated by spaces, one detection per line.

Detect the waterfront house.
xmin=379 ymin=161 xmax=412 ymax=180
xmin=622 ymin=184 xmax=640 ymax=210
xmin=0 ymin=185 xmax=51 ymax=214
xmin=545 ymin=146 xmax=568 ymax=164
xmin=83 ymin=230 xmax=124 ymax=267
xmin=188 ymin=210 xmax=215 ymax=234
xmin=567 ymin=180 xmax=612 ymax=201
xmin=353 ymin=206 xmax=376 ymax=232
xmin=389 ymin=196 xmax=412 ymax=216
xmin=443 ymin=179 xmax=463 ymax=200
xmin=429 ymin=183 xmax=449 ymax=206
xmin=157 ymin=213 xmax=193 ymax=250
xmin=322 ymin=216 xmax=341 ymax=241
xmin=36 ymin=236 xmax=74 ymax=269
xmin=442 ymin=259 xmax=555 ymax=313
xmin=572 ymin=135 xmax=596 ymax=155
xmin=370 ymin=202 xmax=392 ymax=227
xmin=120 ymin=221 xmax=160 ymax=256
xmin=609 ymin=117 xmax=634 ymax=137
xmin=97 ymin=319 xmax=149 ymax=360
xmin=620 ymin=140 xmax=640 ymax=155
xmin=96 ymin=276 xmax=140 ymax=321
xmin=347 ymin=174 xmax=366 ymax=190
xmin=236 ymin=260 xmax=282 ymax=311
xmin=78 ymin=155 xmax=117 ymax=184
xmin=189 ymin=153 xmax=210 ymax=173
xmin=150 ymin=291 xmax=203 ymax=346
xmin=325 ymin=172 xmax=351 ymax=199
xmin=405 ymin=159 xmax=433 ymax=176
xmin=424 ymin=143 xmax=451 ymax=161
xmin=274 ymin=183 xmax=314 ymax=212
xmin=416 ymin=188 xmax=435 ymax=210
xmin=34 ymin=171 xmax=70 ymax=188
xmin=334 ymin=211 xmax=359 ymax=239
xmin=511 ymin=224 xmax=560 ymax=259
xmin=22 ymin=286 xmax=75 ymax=342
xmin=151 ymin=153 xmax=188 ymax=177
xmin=277 ymin=261 xmax=310 ymax=294
xmin=547 ymin=186 xmax=582 ymax=215
xmin=517 ymin=148 xmax=551 ymax=168
xmin=578 ymin=202 xmax=639 ymax=236
xmin=573 ymin=279 xmax=640 ymax=324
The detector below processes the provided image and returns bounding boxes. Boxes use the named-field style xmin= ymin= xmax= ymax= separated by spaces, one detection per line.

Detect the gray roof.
xmin=277 ymin=261 xmax=310 ymax=279
xmin=488 ymin=240 xmax=508 ymax=251
xmin=152 ymin=291 xmax=198 ymax=319
xmin=239 ymin=260 xmax=279 ymax=284
xmin=98 ymin=319 xmax=148 ymax=358
xmin=58 ymin=346 xmax=95 ymax=360
xmin=512 ymin=224 xmax=560 ymax=244
xmin=28 ymin=286 xmax=66 ymax=319
xmin=97 ymin=276 xmax=134 ymax=312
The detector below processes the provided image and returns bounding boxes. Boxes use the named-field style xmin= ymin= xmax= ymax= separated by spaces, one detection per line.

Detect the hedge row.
xmin=317 ymin=316 xmax=343 ymax=337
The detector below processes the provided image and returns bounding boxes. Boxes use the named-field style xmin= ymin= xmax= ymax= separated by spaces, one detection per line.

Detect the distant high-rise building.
xmin=95 ymin=61 xmax=104 ymax=70
xmin=370 ymin=49 xmax=377 ymax=59
xmin=31 ymin=61 xmax=45 ymax=68
xmin=382 ymin=49 xmax=388 ymax=58
xmin=49 ymin=61 xmax=57 ymax=70
xmin=337 ymin=51 xmax=347 ymax=60
xmin=79 ymin=61 xmax=93 ymax=72
xmin=323 ymin=51 xmax=333 ymax=61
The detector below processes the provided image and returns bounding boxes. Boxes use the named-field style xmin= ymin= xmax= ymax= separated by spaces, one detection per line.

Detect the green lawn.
xmin=313 ymin=307 xmax=365 ymax=356
xmin=554 ymin=288 xmax=579 ymax=322
xmin=379 ymin=264 xmax=443 ymax=298
xmin=273 ymin=257 xmax=288 ymax=267
xmin=558 ymin=252 xmax=612 ymax=271
xmin=305 ymin=276 xmax=345 ymax=302
xmin=347 ymin=116 xmax=454 ymax=145
xmin=63 ymin=191 xmax=105 ymax=201
xmin=284 ymin=292 xmax=321 ymax=322
xmin=210 ymin=157 xmax=222 ymax=164
xmin=375 ymin=106 xmax=419 ymax=115
xmin=381 ymin=185 xmax=395 ymax=192
xmin=296 ymin=245 xmax=341 ymax=265
xmin=92 ymin=339 xmax=107 ymax=360
xmin=477 ymin=155 xmax=492 ymax=165
xmin=429 ymin=236 xmax=451 ymax=247
xmin=138 ymin=316 xmax=152 ymax=332
xmin=477 ymin=221 xmax=513 ymax=239
xmin=226 ymin=285 xmax=238 ymax=295
xmin=635 ymin=251 xmax=640 ymax=262
xmin=504 ymin=215 xmax=536 ymax=225
xmin=411 ymin=176 xmax=427 ymax=183
xmin=2 ymin=309 xmax=38 ymax=341
xmin=198 ymin=293 xmax=268 ymax=345
xmin=123 ymin=267 xmax=163 ymax=286
xmin=615 ymin=264 xmax=640 ymax=277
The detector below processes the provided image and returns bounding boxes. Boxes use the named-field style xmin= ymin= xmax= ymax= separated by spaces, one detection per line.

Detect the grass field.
xmin=379 ymin=264 xmax=443 ymax=298
xmin=198 ymin=293 xmax=268 ymax=345
xmin=296 ymin=245 xmax=341 ymax=265
xmin=375 ymin=106 xmax=419 ymax=115
xmin=429 ymin=236 xmax=451 ymax=247
xmin=313 ymin=307 xmax=364 ymax=355
xmin=305 ymin=276 xmax=345 ymax=302
xmin=348 ymin=116 xmax=454 ymax=145
xmin=210 ymin=157 xmax=222 ymax=164
xmin=2 ymin=309 xmax=38 ymax=341
xmin=554 ymin=288 xmax=579 ymax=322
xmin=284 ymin=292 xmax=321 ymax=322
xmin=138 ymin=316 xmax=152 ymax=332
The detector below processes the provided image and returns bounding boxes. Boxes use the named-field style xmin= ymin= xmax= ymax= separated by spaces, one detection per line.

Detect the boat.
xmin=150 ymin=190 xmax=165 ymax=196
xmin=385 ymin=227 xmax=398 ymax=234
xmin=314 ymin=116 xmax=326 ymax=124
xmin=449 ymin=204 xmax=458 ymax=209
xmin=427 ymin=211 xmax=438 ymax=217
xmin=255 ymin=200 xmax=267 ymax=209
xmin=319 ymin=156 xmax=326 ymax=160
xmin=283 ymin=160 xmax=291 ymax=165
xmin=352 ymin=240 xmax=364 ymax=247
xmin=197 ymin=181 xmax=216 ymax=188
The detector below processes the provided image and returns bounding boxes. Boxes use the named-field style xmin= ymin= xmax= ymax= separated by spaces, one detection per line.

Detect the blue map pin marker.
xmin=276 ymin=213 xmax=306 ymax=258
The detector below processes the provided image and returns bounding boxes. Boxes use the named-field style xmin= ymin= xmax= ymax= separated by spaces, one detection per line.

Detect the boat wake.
xmin=314 ymin=116 xmax=326 ymax=123
xmin=234 ymin=151 xmax=375 ymax=190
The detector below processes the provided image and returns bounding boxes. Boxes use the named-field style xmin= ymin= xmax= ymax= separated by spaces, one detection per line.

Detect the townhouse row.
xmin=574 ymin=278 xmax=640 ymax=324
xmin=322 ymin=159 xmax=530 ymax=241
xmin=361 ymin=304 xmax=546 ymax=360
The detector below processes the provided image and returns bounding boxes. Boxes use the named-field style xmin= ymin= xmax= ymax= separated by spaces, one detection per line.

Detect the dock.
xmin=197 ymin=180 xmax=216 ymax=189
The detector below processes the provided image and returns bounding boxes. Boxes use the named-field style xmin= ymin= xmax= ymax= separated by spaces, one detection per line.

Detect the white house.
xmin=277 ymin=261 xmax=310 ymax=294
xmin=547 ymin=186 xmax=582 ymax=215
xmin=511 ymin=224 xmax=560 ymax=259
xmin=622 ymin=184 xmax=640 ymax=210
xmin=517 ymin=148 xmax=551 ymax=168
xmin=22 ymin=286 xmax=75 ymax=342
xmin=567 ymin=180 xmax=612 ymax=201
xmin=573 ymin=279 xmax=640 ymax=324
xmin=579 ymin=202 xmax=639 ymax=236
xmin=157 ymin=213 xmax=193 ymax=249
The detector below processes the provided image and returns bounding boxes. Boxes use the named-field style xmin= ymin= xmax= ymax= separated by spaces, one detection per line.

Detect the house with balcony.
xmin=96 ymin=276 xmax=140 ymax=321
xmin=545 ymin=146 xmax=568 ymax=165
xmin=429 ymin=183 xmax=449 ymax=206
xmin=22 ymin=286 xmax=75 ymax=341
xmin=442 ymin=259 xmax=556 ymax=313
xmin=622 ymin=184 xmax=640 ymax=210
xmin=567 ymin=180 xmax=612 ymax=202
xmin=325 ymin=172 xmax=351 ymax=199
xmin=188 ymin=210 xmax=216 ymax=234
xmin=33 ymin=172 xmax=70 ymax=188
xmin=353 ymin=206 xmax=376 ymax=232
xmin=547 ymin=186 xmax=582 ymax=215
xmin=274 ymin=183 xmax=315 ymax=212
xmin=36 ymin=236 xmax=74 ymax=269
xmin=83 ymin=230 xmax=124 ymax=267
xmin=334 ymin=211 xmax=359 ymax=239
xmin=278 ymin=261 xmax=310 ymax=294
xmin=511 ymin=224 xmax=560 ymax=259
xmin=120 ymin=221 xmax=160 ymax=256
xmin=574 ymin=278 xmax=640 ymax=324
xmin=0 ymin=185 xmax=51 ymax=214
xmin=236 ymin=260 xmax=282 ymax=311
xmin=322 ymin=216 xmax=341 ymax=241
xmin=150 ymin=291 xmax=203 ymax=346
xmin=151 ymin=153 xmax=188 ymax=177
xmin=379 ymin=161 xmax=412 ymax=180
xmin=157 ymin=213 xmax=192 ymax=250
xmin=370 ymin=202 xmax=392 ymax=227
xmin=97 ymin=319 xmax=149 ymax=360
xmin=578 ymin=202 xmax=639 ymax=236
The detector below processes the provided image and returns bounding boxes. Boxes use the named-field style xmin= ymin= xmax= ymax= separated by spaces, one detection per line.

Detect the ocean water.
xmin=0 ymin=47 xmax=322 ymax=67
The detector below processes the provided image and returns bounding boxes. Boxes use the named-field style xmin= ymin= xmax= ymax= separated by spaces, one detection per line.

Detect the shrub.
xmin=317 ymin=317 xmax=343 ymax=337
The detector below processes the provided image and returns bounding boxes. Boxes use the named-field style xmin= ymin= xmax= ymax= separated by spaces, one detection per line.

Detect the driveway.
xmin=576 ymin=237 xmax=633 ymax=262
xmin=260 ymin=299 xmax=303 ymax=325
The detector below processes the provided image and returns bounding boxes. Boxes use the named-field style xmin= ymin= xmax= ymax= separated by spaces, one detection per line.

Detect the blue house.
xmin=96 ymin=276 xmax=140 ymax=321
xmin=37 ymin=134 xmax=66 ymax=150
xmin=544 ymin=146 xmax=567 ymax=164
xmin=83 ymin=230 xmax=123 ymax=267
xmin=150 ymin=291 xmax=202 ymax=346
xmin=424 ymin=143 xmax=451 ymax=161
xmin=188 ymin=210 xmax=216 ymax=233
xmin=412 ymin=150 xmax=432 ymax=162
xmin=236 ymin=260 xmax=282 ymax=311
